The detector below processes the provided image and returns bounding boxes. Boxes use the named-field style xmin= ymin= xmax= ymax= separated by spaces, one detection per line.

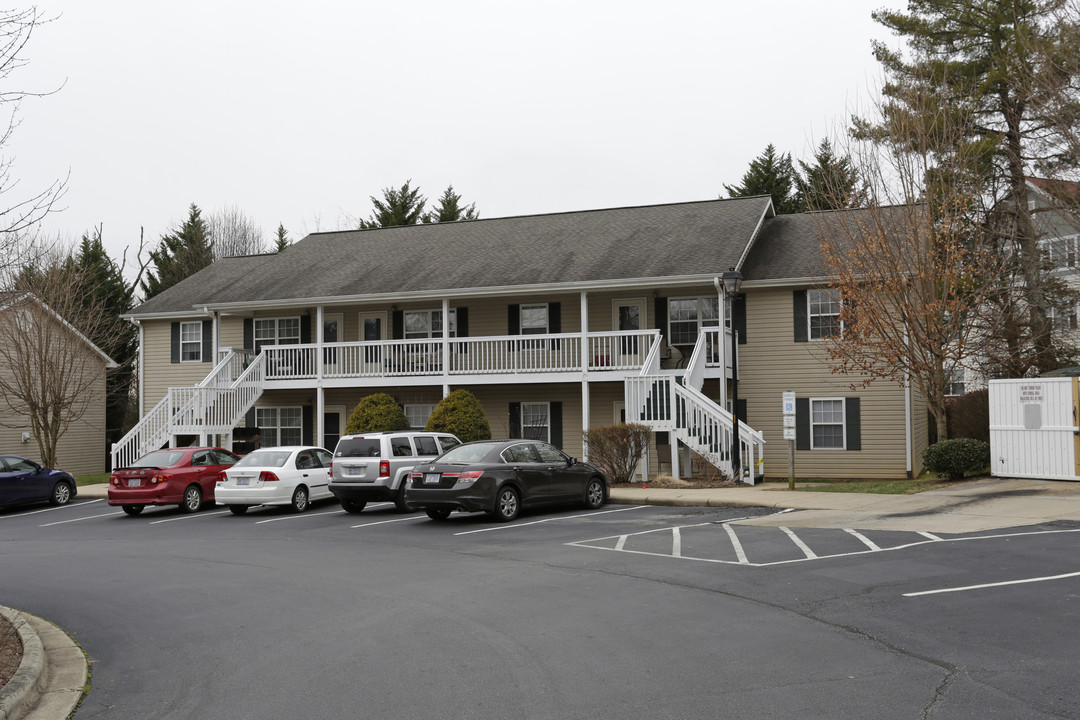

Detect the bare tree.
xmin=0 ymin=262 xmax=115 ymax=467
xmin=206 ymin=204 xmax=267 ymax=258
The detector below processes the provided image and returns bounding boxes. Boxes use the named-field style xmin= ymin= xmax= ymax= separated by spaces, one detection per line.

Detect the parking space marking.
xmin=723 ymin=523 xmax=749 ymax=564
xmin=351 ymin=516 xmax=426 ymax=528
xmin=255 ymin=509 xmax=345 ymax=525
xmin=904 ymin=570 xmax=1080 ymax=597
xmin=844 ymin=528 xmax=881 ymax=551
xmin=150 ymin=510 xmax=231 ymax=525
xmin=40 ymin=511 xmax=121 ymax=526
xmin=780 ymin=527 xmax=817 ymax=559
xmin=917 ymin=531 xmax=942 ymax=541
xmin=0 ymin=499 xmax=102 ymax=520
xmin=452 ymin=505 xmax=649 ymax=536
xmin=672 ymin=527 xmax=682 ymax=557
xmin=614 ymin=535 xmax=628 ymax=551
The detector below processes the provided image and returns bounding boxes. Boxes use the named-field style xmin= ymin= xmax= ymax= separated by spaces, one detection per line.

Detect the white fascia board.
xmin=739 ymin=276 xmax=832 ymax=289
xmin=733 ymin=200 xmax=776 ymax=272
xmin=120 ymin=309 xmax=214 ymax=321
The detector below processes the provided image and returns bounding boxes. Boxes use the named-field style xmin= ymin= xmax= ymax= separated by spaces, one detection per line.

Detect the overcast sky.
xmin=10 ymin=1 xmax=904 ymax=272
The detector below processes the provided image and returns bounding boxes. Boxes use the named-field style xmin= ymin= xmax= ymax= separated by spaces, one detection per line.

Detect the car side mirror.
xmin=567 ymin=457 xmax=577 ymax=466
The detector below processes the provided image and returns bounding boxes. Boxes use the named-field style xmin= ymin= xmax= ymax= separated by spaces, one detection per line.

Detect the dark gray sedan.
xmin=405 ymin=439 xmax=608 ymax=522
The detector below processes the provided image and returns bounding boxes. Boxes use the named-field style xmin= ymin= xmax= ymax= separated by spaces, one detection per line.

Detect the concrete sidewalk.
xmin=608 ymin=477 xmax=1080 ymax=533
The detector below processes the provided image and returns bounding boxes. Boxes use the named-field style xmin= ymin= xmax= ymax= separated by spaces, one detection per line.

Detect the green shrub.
xmin=345 ymin=393 xmax=410 ymax=434
xmin=947 ymin=389 xmax=990 ymax=443
xmin=922 ymin=438 xmax=990 ymax=481
xmin=582 ymin=423 xmax=652 ymax=484
xmin=425 ymin=389 xmax=491 ymax=442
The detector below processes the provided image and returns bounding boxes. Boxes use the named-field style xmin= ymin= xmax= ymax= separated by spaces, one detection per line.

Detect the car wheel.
xmin=228 ymin=504 xmax=248 ymax=515
xmin=121 ymin=505 xmax=144 ymax=516
xmin=394 ymin=483 xmax=414 ymax=513
xmin=180 ymin=485 xmax=202 ymax=513
xmin=492 ymin=486 xmax=520 ymax=522
xmin=340 ymin=499 xmax=366 ymax=514
xmin=291 ymin=486 xmax=309 ymax=513
xmin=49 ymin=481 xmax=72 ymax=506
xmin=425 ymin=508 xmax=451 ymax=521
xmin=583 ymin=477 xmax=606 ymax=510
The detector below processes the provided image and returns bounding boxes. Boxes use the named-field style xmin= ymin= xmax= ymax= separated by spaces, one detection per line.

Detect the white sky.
xmin=9 ymin=1 xmax=904 ymax=271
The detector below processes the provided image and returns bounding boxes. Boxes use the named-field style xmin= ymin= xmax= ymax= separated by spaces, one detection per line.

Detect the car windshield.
xmin=437 ymin=442 xmax=501 ymax=464
xmin=335 ymin=438 xmax=381 ymax=458
xmin=132 ymin=450 xmax=185 ymax=468
xmin=234 ymin=450 xmax=291 ymax=468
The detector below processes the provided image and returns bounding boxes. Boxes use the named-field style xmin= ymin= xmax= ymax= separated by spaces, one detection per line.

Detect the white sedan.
xmin=217 ymin=446 xmax=334 ymax=514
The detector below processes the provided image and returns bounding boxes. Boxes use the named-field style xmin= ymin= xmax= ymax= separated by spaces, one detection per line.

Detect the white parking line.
xmin=917 ymin=531 xmax=942 ymax=541
xmin=904 ymin=570 xmax=1080 ymax=597
xmin=844 ymin=528 xmax=881 ymax=551
xmin=40 ymin=511 xmax=121 ymax=526
xmin=452 ymin=505 xmax=649 ymax=536
xmin=0 ymin=499 xmax=102 ymax=519
xmin=780 ymin=527 xmax=817 ymax=559
xmin=150 ymin=510 xmax=231 ymax=525
xmin=351 ymin=516 xmax=426 ymax=528
xmin=256 ymin=509 xmax=345 ymax=525
xmin=614 ymin=535 xmax=628 ymax=551
xmin=723 ymin=524 xmax=749 ymax=564
xmin=672 ymin=527 xmax=682 ymax=557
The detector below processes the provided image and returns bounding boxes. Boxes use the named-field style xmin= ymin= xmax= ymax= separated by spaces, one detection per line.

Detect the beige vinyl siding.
xmin=910 ymin=383 xmax=929 ymax=476
xmin=740 ymin=286 xmax=913 ymax=480
xmin=141 ymin=319 xmax=218 ymax=413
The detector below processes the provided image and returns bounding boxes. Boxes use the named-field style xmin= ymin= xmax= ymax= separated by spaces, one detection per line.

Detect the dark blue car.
xmin=0 ymin=455 xmax=77 ymax=508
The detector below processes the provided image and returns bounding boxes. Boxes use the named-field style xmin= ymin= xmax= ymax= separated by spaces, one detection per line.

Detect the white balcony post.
xmin=580 ymin=291 xmax=590 ymax=460
xmin=316 ymin=305 xmax=324 ymax=383
xmin=317 ymin=386 xmax=325 ymax=449
xmin=442 ymin=298 xmax=450 ymax=392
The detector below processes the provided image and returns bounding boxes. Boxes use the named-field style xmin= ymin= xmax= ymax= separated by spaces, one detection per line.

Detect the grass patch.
xmin=75 ymin=472 xmax=110 ymax=487
xmin=793 ymin=478 xmax=946 ymax=494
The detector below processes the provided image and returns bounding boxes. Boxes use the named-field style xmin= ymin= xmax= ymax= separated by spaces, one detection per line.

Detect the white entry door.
xmin=359 ymin=311 xmax=387 ymax=370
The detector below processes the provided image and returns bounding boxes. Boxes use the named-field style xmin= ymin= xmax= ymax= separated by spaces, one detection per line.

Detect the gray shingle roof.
xmin=129 ymin=197 xmax=773 ymax=316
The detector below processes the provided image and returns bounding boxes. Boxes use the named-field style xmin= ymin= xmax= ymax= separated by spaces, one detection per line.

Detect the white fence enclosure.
xmin=989 ymin=378 xmax=1080 ymax=481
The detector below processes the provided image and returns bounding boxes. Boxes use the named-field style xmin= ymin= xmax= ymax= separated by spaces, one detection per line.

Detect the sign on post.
xmin=783 ymin=391 xmax=796 ymax=489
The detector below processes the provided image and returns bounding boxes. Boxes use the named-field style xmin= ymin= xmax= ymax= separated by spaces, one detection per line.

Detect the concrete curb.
xmin=0 ymin=607 xmax=45 ymax=720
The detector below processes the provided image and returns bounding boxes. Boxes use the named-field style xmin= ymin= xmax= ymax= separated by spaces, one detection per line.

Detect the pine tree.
xmin=274 ymin=223 xmax=290 ymax=252
xmin=723 ymin=144 xmax=800 ymax=214
xmin=796 ymin=139 xmax=864 ymax=211
xmin=141 ymin=204 xmax=214 ymax=299
xmin=358 ymin=181 xmax=427 ymax=229
xmin=423 ymin=185 xmax=478 ymax=223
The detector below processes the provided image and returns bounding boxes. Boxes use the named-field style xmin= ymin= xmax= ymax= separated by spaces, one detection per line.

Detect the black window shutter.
xmin=845 ymin=397 xmax=861 ymax=451
xmin=302 ymin=405 xmax=314 ymax=446
xmin=654 ymin=297 xmax=668 ymax=340
xmin=734 ymin=295 xmax=747 ymax=345
xmin=300 ymin=314 xmax=312 ymax=344
xmin=795 ymin=397 xmax=810 ymax=450
xmin=508 ymin=305 xmax=520 ymax=334
xmin=456 ymin=307 xmax=468 ymax=354
xmin=735 ymin=398 xmax=748 ymax=425
xmin=392 ymin=310 xmax=404 ymax=340
xmin=202 ymin=320 xmax=213 ymax=362
xmin=548 ymin=302 xmax=561 ymax=350
xmin=793 ymin=291 xmax=808 ymax=343
xmin=245 ymin=407 xmax=256 ymax=429
xmin=550 ymin=401 xmax=563 ymax=450
xmin=244 ymin=318 xmax=254 ymax=351
xmin=509 ymin=402 xmax=522 ymax=438
xmin=170 ymin=322 xmax=180 ymax=364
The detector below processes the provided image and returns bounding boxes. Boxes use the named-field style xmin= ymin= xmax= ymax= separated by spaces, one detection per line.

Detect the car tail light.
xmin=110 ymin=476 xmax=120 ymax=486
xmin=259 ymin=471 xmax=280 ymax=482
xmin=218 ymin=471 xmax=228 ymax=483
xmin=455 ymin=471 xmax=483 ymax=487
xmin=151 ymin=474 xmax=170 ymax=484
xmin=409 ymin=471 xmax=422 ymax=480
xmin=379 ymin=460 xmax=390 ymax=478
xmin=328 ymin=461 xmax=333 ymax=478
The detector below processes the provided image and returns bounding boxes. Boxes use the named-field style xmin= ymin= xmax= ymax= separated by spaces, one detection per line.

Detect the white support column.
xmin=316 ymin=305 xmax=324 ymax=383
xmin=671 ymin=439 xmax=681 ymax=479
xmin=316 ymin=306 xmax=325 ymax=449
xmin=581 ymin=381 xmax=590 ymax=462
xmin=580 ymin=290 xmax=589 ymax=373
xmin=442 ymin=298 xmax=451 ymax=391
xmin=317 ymin=386 xmax=325 ymax=449
xmin=717 ymin=281 xmax=728 ymax=409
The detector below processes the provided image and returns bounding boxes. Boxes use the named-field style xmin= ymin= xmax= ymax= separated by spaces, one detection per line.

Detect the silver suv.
xmin=328 ymin=431 xmax=461 ymax=513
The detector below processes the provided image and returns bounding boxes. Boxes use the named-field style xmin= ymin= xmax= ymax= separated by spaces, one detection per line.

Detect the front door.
xmin=613 ymin=298 xmax=646 ymax=362
xmin=323 ymin=313 xmax=343 ymax=374
xmin=360 ymin=312 xmax=387 ymax=367
xmin=323 ymin=405 xmax=345 ymax=451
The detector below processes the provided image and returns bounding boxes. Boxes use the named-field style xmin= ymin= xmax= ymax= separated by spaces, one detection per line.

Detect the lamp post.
xmin=721 ymin=268 xmax=743 ymax=482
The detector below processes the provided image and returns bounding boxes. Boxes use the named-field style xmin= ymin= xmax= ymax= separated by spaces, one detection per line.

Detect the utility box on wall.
xmin=989 ymin=378 xmax=1080 ymax=481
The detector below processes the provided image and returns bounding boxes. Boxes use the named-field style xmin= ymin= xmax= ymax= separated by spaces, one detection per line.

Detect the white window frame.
xmin=1042 ymin=235 xmax=1079 ymax=269
xmin=521 ymin=402 xmax=550 ymax=442
xmin=180 ymin=321 xmax=203 ymax=362
xmin=808 ymin=289 xmax=842 ymax=341
xmin=404 ymin=403 xmax=436 ymax=429
xmin=945 ymin=368 xmax=966 ymax=397
xmin=668 ymin=297 xmax=720 ymax=346
xmin=256 ymin=406 xmax=303 ymax=447
xmin=1049 ymin=302 xmax=1079 ymax=331
xmin=404 ymin=309 xmax=457 ymax=339
xmin=810 ymin=397 xmax=846 ymax=450
xmin=254 ymin=317 xmax=301 ymax=353
xmin=520 ymin=304 xmax=548 ymax=335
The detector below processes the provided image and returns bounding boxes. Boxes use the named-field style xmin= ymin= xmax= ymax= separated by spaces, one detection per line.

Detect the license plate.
xmin=128 ymin=479 xmax=141 ymax=487
xmin=237 ymin=477 xmax=250 ymax=486
xmin=424 ymin=473 xmax=440 ymax=484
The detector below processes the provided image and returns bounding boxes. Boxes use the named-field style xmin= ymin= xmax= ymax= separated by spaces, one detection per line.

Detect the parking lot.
xmin=2 ymin=496 xmax=1079 ymax=718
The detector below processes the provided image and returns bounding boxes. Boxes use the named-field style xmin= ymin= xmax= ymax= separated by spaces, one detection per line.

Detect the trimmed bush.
xmin=582 ymin=423 xmax=652 ymax=484
xmin=922 ymin=438 xmax=990 ymax=481
xmin=425 ymin=389 xmax=491 ymax=442
xmin=345 ymin=393 xmax=410 ymax=434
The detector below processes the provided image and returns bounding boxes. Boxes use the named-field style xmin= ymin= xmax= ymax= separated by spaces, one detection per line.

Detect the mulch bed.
xmin=0 ymin=614 xmax=23 ymax=691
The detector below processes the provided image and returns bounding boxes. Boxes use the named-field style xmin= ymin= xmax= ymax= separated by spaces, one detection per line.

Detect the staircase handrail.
xmin=683 ymin=330 xmax=710 ymax=391
xmin=638 ymin=333 xmax=663 ymax=376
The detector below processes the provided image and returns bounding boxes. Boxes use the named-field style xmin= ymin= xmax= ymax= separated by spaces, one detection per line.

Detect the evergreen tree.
xmin=723 ymin=144 xmax=800 ymax=214
xmin=274 ymin=223 xmax=290 ymax=252
xmin=796 ymin=139 xmax=865 ymax=211
xmin=422 ymin=185 xmax=478 ymax=223
xmin=358 ymin=180 xmax=426 ymax=229
xmin=141 ymin=204 xmax=214 ymax=299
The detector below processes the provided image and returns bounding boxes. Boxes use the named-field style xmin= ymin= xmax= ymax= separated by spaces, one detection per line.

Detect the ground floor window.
xmin=521 ymin=402 xmax=550 ymax=442
xmin=404 ymin=403 xmax=436 ymax=429
xmin=810 ymin=398 xmax=845 ymax=449
xmin=256 ymin=407 xmax=303 ymax=447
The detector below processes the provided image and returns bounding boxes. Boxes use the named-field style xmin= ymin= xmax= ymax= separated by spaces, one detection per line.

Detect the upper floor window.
xmin=668 ymin=297 xmax=719 ymax=345
xmin=1042 ymin=235 xmax=1078 ymax=269
xmin=945 ymin=368 xmax=966 ymax=397
xmin=1049 ymin=302 xmax=1078 ymax=331
xmin=520 ymin=304 xmax=548 ymax=335
xmin=180 ymin=321 xmax=203 ymax=362
xmin=404 ymin=309 xmax=457 ymax=339
xmin=808 ymin=289 xmax=842 ymax=340
xmin=254 ymin=317 xmax=300 ymax=353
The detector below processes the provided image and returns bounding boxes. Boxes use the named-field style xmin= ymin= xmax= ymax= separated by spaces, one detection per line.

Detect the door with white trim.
xmin=323 ymin=313 xmax=343 ymax=374
xmin=613 ymin=298 xmax=647 ymax=364
xmin=359 ymin=311 xmax=387 ymax=369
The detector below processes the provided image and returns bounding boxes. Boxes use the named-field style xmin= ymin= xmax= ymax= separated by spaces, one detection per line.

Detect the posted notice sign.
xmin=782 ymin=391 xmax=796 ymax=416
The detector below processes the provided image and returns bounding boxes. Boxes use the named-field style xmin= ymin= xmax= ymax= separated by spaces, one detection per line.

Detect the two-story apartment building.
xmin=118 ymin=197 xmax=928 ymax=481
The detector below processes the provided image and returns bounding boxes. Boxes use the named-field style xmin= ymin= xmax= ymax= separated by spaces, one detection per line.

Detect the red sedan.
xmin=108 ymin=447 xmax=240 ymax=516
